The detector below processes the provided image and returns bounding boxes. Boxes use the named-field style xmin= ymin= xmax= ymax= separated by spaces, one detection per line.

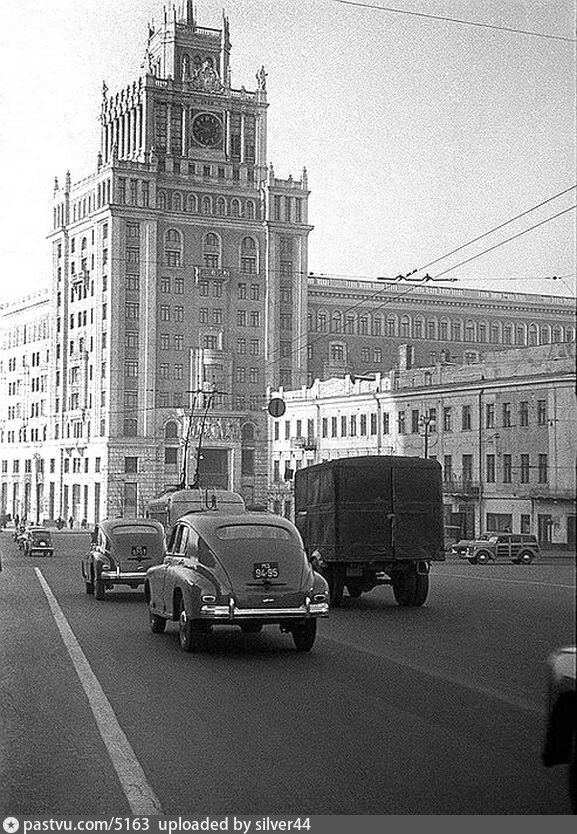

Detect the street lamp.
xmin=418 ymin=413 xmax=436 ymax=458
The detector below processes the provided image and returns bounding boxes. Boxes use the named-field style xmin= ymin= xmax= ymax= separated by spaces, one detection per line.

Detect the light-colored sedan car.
xmin=145 ymin=511 xmax=329 ymax=652
xmin=542 ymin=646 xmax=576 ymax=813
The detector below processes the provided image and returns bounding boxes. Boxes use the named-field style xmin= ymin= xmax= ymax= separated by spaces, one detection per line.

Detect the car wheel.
xmin=519 ymin=550 xmax=533 ymax=564
xmin=477 ymin=550 xmax=491 ymax=564
xmin=392 ymin=566 xmax=429 ymax=607
xmin=292 ymin=619 xmax=317 ymax=652
xmin=94 ymin=573 xmax=106 ymax=600
xmin=241 ymin=622 xmax=263 ymax=634
xmin=178 ymin=603 xmax=205 ymax=653
xmin=85 ymin=580 xmax=94 ymax=595
xmin=149 ymin=609 xmax=166 ymax=634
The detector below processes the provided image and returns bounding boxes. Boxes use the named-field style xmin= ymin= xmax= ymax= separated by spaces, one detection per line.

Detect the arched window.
xmin=528 ymin=323 xmax=538 ymax=346
xmin=81 ymin=237 xmax=87 ymax=250
xmin=173 ymin=192 xmax=182 ymax=212
xmin=400 ymin=315 xmax=410 ymax=338
xmin=245 ymin=200 xmax=255 ymax=219
xmin=231 ymin=199 xmax=241 ymax=217
xmin=216 ymin=197 xmax=226 ymax=216
xmin=439 ymin=319 xmax=449 ymax=341
xmin=465 ymin=321 xmax=475 ymax=342
xmin=539 ymin=324 xmax=550 ymax=345
xmin=203 ymin=232 xmax=221 ymax=268
xmin=386 ymin=316 xmax=397 ymax=337
xmin=358 ymin=315 xmax=368 ymax=335
xmin=477 ymin=321 xmax=488 ymax=342
xmin=413 ymin=317 xmax=423 ymax=339
xmin=330 ymin=342 xmax=345 ymax=362
xmin=515 ymin=324 xmax=526 ymax=346
xmin=372 ymin=315 xmax=382 ymax=336
xmin=157 ymin=191 xmax=166 ymax=210
xmin=318 ymin=311 xmax=328 ymax=332
xmin=164 ymin=229 xmax=182 ymax=267
xmin=240 ymin=236 xmax=257 ymax=274
xmin=451 ymin=320 xmax=462 ymax=341
xmin=331 ymin=311 xmax=342 ymax=333
xmin=503 ymin=323 xmax=513 ymax=345
xmin=165 ymin=421 xmax=179 ymax=440
xmin=201 ymin=196 xmax=212 ymax=215
xmin=565 ymin=326 xmax=575 ymax=342
xmin=187 ymin=194 xmax=197 ymax=213
xmin=426 ymin=318 xmax=437 ymax=340
xmin=489 ymin=322 xmax=500 ymax=344
xmin=241 ymin=423 xmax=255 ymax=442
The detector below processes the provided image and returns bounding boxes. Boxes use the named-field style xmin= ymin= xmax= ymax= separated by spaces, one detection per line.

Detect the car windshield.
xmin=32 ymin=531 xmax=51 ymax=542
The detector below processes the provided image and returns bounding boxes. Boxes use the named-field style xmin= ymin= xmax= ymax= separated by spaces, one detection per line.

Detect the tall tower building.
xmin=47 ymin=2 xmax=312 ymax=520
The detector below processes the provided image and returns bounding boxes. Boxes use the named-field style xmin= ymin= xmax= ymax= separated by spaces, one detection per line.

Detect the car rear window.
xmin=114 ymin=526 xmax=160 ymax=536
xmin=215 ymin=525 xmax=294 ymax=541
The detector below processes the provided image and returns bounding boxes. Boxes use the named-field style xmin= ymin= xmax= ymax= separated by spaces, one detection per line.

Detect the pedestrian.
xmin=68 ymin=516 xmax=74 ymax=529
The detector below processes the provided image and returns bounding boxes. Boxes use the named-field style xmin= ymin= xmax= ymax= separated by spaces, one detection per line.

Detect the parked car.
xmin=145 ymin=511 xmax=329 ymax=653
xmin=452 ymin=532 xmax=541 ymax=564
xmin=23 ymin=527 xmax=54 ymax=557
xmin=81 ymin=518 xmax=166 ymax=599
xmin=542 ymin=646 xmax=576 ymax=813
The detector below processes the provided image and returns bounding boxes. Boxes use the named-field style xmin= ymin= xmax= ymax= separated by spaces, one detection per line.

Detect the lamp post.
xmin=418 ymin=413 xmax=436 ymax=458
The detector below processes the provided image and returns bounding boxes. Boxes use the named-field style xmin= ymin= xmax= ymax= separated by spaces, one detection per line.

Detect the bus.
xmin=145 ymin=488 xmax=246 ymax=537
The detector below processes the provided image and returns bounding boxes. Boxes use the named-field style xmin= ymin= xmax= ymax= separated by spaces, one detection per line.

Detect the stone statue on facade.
xmin=256 ymin=65 xmax=267 ymax=91
xmin=191 ymin=60 xmax=224 ymax=93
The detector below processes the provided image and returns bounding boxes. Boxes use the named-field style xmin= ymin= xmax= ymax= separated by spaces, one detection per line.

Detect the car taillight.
xmin=313 ymin=593 xmax=326 ymax=603
xmin=201 ymin=594 xmax=216 ymax=603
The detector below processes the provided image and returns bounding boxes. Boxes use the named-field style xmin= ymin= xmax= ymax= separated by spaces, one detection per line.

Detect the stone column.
xmin=166 ymin=103 xmax=172 ymax=154
xmin=240 ymin=113 xmax=246 ymax=163
xmin=182 ymin=106 xmax=188 ymax=156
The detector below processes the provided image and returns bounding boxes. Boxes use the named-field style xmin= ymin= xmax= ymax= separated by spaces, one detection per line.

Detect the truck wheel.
xmin=392 ymin=566 xmax=429 ymax=607
xmin=292 ymin=620 xmax=317 ymax=652
xmin=325 ymin=565 xmax=345 ymax=607
xmin=347 ymin=582 xmax=363 ymax=599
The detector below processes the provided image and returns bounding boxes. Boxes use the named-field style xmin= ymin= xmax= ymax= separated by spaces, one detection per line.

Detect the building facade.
xmin=44 ymin=2 xmax=311 ymax=520
xmin=268 ymin=343 xmax=577 ymax=546
xmin=306 ymin=276 xmax=576 ymax=383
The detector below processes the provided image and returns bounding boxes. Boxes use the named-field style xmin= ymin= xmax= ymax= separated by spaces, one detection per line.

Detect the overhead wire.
xmin=332 ymin=0 xmax=577 ymax=43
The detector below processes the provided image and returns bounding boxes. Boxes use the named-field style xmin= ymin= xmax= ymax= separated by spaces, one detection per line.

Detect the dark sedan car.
xmin=81 ymin=518 xmax=166 ymax=599
xmin=145 ymin=511 xmax=329 ymax=652
xmin=23 ymin=527 xmax=54 ymax=557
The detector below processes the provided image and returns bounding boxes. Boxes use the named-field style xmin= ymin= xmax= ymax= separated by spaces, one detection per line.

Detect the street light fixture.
xmin=418 ymin=414 xmax=436 ymax=458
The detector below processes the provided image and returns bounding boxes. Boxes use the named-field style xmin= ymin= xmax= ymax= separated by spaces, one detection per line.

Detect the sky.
xmin=0 ymin=0 xmax=575 ymax=304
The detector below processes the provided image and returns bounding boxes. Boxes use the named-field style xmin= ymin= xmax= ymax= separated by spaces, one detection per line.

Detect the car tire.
xmin=241 ymin=622 xmax=263 ymax=634
xmin=85 ymin=580 xmax=94 ymax=595
xmin=178 ymin=605 xmax=205 ymax=653
xmin=477 ymin=550 xmax=491 ymax=564
xmin=94 ymin=573 xmax=106 ymax=600
xmin=149 ymin=609 xmax=166 ymax=634
xmin=519 ymin=550 xmax=533 ymax=564
xmin=392 ymin=566 xmax=429 ymax=607
xmin=292 ymin=619 xmax=317 ymax=652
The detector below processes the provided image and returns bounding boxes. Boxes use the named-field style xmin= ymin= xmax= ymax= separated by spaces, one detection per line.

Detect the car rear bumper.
xmin=101 ymin=570 xmax=148 ymax=583
xmin=200 ymin=600 xmax=329 ymax=620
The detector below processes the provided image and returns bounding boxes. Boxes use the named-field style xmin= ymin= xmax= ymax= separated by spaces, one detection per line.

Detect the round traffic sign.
xmin=267 ymin=397 xmax=286 ymax=418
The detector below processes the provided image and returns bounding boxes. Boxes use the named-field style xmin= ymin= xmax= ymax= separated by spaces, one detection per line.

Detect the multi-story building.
xmin=268 ymin=342 xmax=577 ymax=546
xmin=0 ymin=292 xmax=51 ymax=523
xmin=45 ymin=2 xmax=311 ymax=519
xmin=306 ymin=276 xmax=576 ymax=382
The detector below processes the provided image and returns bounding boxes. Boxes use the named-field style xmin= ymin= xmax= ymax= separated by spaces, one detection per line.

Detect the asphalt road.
xmin=0 ymin=531 xmax=574 ymax=816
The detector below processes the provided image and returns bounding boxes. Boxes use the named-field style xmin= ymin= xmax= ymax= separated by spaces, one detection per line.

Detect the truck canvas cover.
xmin=295 ymin=456 xmax=444 ymax=563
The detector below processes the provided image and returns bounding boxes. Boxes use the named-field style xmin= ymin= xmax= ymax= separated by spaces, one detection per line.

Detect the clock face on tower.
xmin=192 ymin=112 xmax=223 ymax=148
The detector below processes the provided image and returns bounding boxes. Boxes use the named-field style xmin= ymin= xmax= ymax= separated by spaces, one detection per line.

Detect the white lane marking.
xmin=34 ymin=568 xmax=163 ymax=815
xmin=437 ymin=571 xmax=575 ymax=590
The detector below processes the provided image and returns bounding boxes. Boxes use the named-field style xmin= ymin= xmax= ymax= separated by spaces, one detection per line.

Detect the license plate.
xmin=131 ymin=545 xmax=148 ymax=558
xmin=253 ymin=561 xmax=279 ymax=580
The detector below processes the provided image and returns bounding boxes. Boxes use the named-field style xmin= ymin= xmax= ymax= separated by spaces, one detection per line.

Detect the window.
xmin=165 ymin=447 xmax=178 ymax=465
xmin=485 ymin=403 xmax=495 ymax=429
xmin=461 ymin=405 xmax=472 ymax=431
xmin=519 ymin=401 xmax=529 ymax=427
xmin=164 ymin=229 xmax=182 ymax=267
xmin=486 ymin=454 xmax=495 ymax=483
xmin=462 ymin=455 xmax=473 ymax=482
xmin=123 ymin=418 xmax=137 ymax=436
xmin=373 ymin=348 xmax=382 ymax=363
xmin=443 ymin=407 xmax=452 ymax=432
xmin=124 ymin=457 xmax=138 ymax=473
xmin=237 ymin=310 xmax=247 ymax=327
xmin=249 ymin=339 xmax=260 ymax=355
xmin=350 ymin=415 xmax=357 ymax=436
xmin=174 ymin=334 xmax=183 ymax=351
xmin=340 ymin=415 xmax=347 ymax=437
xmin=520 ymin=454 xmax=530 ymax=483
xmin=174 ymin=306 xmax=184 ymax=323
xmin=537 ymin=400 xmax=547 ymax=426
xmin=203 ymin=232 xmax=221 ymax=268
xmin=361 ymin=348 xmax=370 ymax=363
xmin=443 ymin=455 xmax=452 ymax=482
xmin=538 ymin=454 xmax=548 ymax=483
xmin=330 ymin=343 xmax=344 ymax=362
xmin=383 ymin=412 xmax=390 ymax=435
xmin=125 ymin=302 xmax=139 ymax=320
xmin=503 ymin=454 xmax=512 ymax=483
xmin=250 ymin=311 xmax=260 ymax=328
xmin=397 ymin=412 xmax=406 ymax=435
xmin=160 ymin=305 xmax=170 ymax=322
xmin=160 ymin=277 xmax=171 ymax=293
xmin=503 ymin=402 xmax=511 ymax=427
xmin=240 ymin=237 xmax=257 ymax=273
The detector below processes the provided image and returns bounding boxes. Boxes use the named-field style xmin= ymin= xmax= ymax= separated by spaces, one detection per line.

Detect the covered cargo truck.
xmin=294 ymin=455 xmax=445 ymax=607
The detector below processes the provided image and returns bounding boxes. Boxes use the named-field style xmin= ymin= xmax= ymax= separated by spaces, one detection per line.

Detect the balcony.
xmin=443 ymin=477 xmax=480 ymax=498
xmin=290 ymin=436 xmax=317 ymax=451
